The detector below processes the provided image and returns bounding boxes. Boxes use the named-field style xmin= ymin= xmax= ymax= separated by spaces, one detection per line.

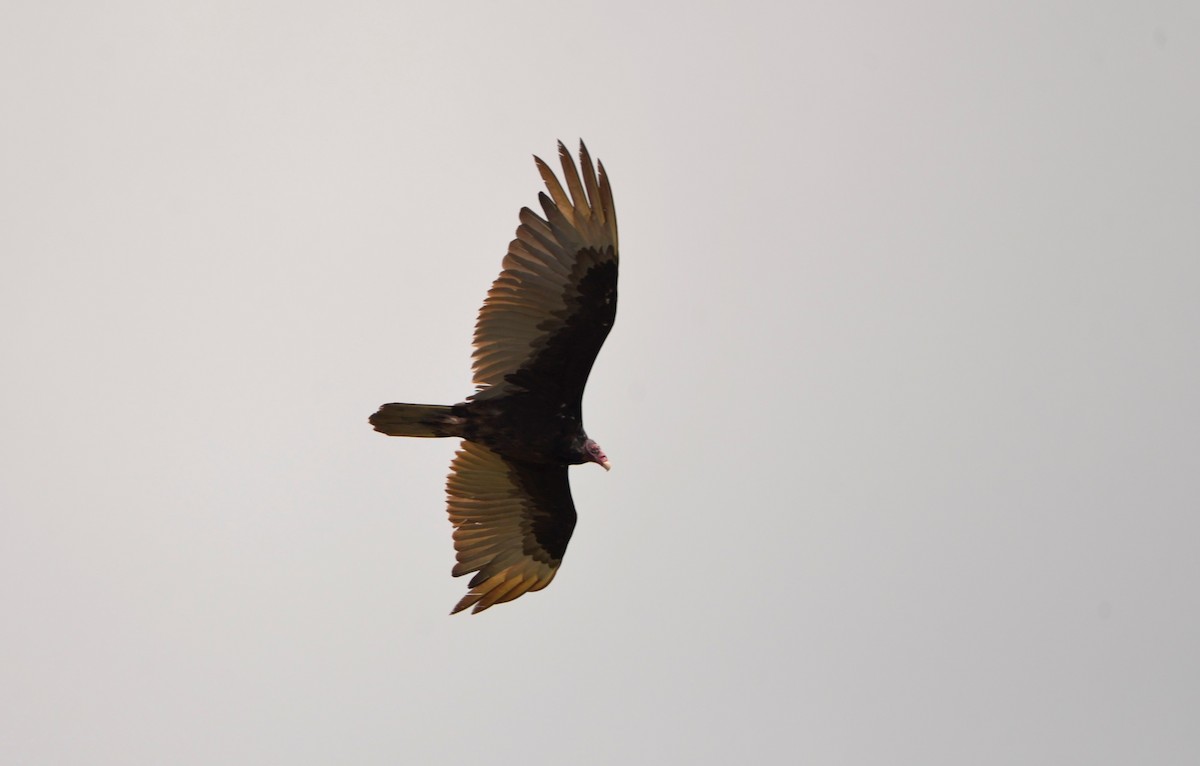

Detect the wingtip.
xmin=559 ymin=139 xmax=594 ymax=166
xmin=450 ymin=597 xmax=477 ymax=615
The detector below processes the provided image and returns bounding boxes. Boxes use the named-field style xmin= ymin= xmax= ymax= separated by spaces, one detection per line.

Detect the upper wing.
xmin=471 ymin=141 xmax=618 ymax=406
xmin=445 ymin=440 xmax=577 ymax=614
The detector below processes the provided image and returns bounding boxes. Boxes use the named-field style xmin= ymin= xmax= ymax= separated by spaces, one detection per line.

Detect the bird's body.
xmin=370 ymin=141 xmax=617 ymax=614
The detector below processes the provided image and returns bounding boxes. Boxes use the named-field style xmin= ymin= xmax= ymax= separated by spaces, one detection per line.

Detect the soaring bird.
xmin=370 ymin=141 xmax=618 ymax=614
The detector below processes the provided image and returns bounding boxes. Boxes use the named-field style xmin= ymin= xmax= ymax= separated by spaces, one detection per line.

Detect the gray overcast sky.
xmin=3 ymin=2 xmax=1198 ymax=764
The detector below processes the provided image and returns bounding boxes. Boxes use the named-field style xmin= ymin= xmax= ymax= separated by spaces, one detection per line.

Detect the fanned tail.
xmin=369 ymin=403 xmax=463 ymax=438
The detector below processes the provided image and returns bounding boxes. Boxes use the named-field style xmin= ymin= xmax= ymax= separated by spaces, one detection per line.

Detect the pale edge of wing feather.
xmin=598 ymin=160 xmax=617 ymax=249
xmin=578 ymin=143 xmax=603 ymax=222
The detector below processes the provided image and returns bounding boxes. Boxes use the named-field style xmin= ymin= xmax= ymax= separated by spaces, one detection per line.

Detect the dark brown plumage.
xmin=370 ymin=141 xmax=618 ymax=614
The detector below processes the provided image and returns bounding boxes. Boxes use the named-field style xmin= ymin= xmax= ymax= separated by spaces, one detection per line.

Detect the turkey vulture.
xmin=370 ymin=141 xmax=618 ymax=614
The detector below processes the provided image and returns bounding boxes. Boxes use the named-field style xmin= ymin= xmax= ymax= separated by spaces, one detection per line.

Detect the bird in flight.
xmin=370 ymin=141 xmax=618 ymax=614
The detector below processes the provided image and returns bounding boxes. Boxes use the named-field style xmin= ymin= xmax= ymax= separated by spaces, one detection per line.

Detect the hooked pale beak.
xmin=585 ymin=439 xmax=610 ymax=471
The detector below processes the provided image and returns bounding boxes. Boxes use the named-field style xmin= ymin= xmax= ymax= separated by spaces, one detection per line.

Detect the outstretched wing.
xmin=445 ymin=441 xmax=577 ymax=614
xmin=471 ymin=141 xmax=618 ymax=408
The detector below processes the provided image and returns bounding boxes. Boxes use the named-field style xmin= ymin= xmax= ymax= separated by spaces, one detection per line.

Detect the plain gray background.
xmin=3 ymin=2 xmax=1198 ymax=763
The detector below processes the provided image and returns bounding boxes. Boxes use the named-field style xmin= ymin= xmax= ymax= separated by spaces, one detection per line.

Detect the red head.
xmin=584 ymin=439 xmax=611 ymax=471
